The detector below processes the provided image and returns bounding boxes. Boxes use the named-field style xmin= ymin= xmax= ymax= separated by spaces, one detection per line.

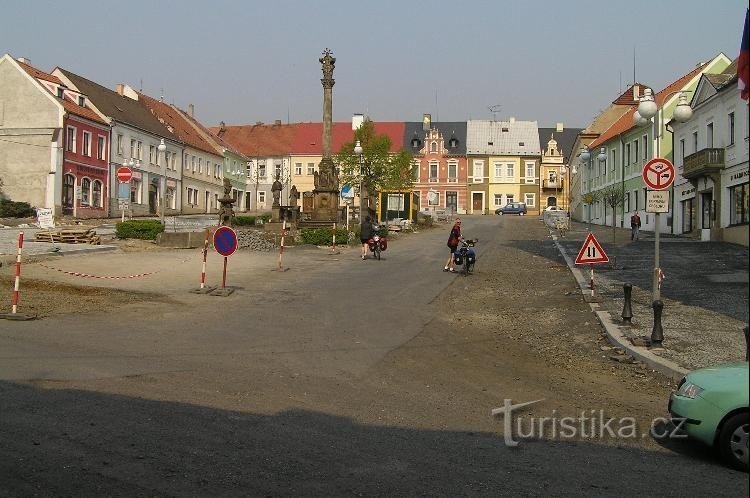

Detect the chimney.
xmin=633 ymin=85 xmax=641 ymax=100
xmin=274 ymin=119 xmax=282 ymax=126
xmin=17 ymin=57 xmax=31 ymax=65
xmin=255 ymin=121 xmax=263 ymax=125
xmin=352 ymin=113 xmax=364 ymax=131
xmin=188 ymin=104 xmax=194 ymax=117
xmin=116 ymin=84 xmax=125 ymax=96
xmin=556 ymin=122 xmax=564 ymax=132
xmin=509 ymin=116 xmax=516 ymax=124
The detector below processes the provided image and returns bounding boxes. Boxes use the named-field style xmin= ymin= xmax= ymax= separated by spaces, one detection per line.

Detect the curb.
xmin=0 ymin=245 xmax=119 ymax=268
xmin=551 ymin=233 xmax=689 ymax=381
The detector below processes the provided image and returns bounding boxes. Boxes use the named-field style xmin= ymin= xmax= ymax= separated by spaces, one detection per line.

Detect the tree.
xmin=335 ymin=119 xmax=413 ymax=220
xmin=599 ymin=184 xmax=625 ymax=243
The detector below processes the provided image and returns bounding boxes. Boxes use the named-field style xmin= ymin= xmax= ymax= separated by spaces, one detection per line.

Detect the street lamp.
xmin=559 ymin=162 xmax=577 ymax=212
xmin=158 ymin=138 xmax=167 ymax=226
xmin=354 ymin=140 xmax=364 ymax=220
xmin=636 ymin=87 xmax=693 ymax=306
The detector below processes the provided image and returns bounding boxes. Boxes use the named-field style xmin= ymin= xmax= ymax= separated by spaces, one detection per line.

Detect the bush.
xmin=415 ymin=213 xmax=434 ymax=229
xmin=0 ymin=199 xmax=36 ymax=218
xmin=233 ymin=215 xmax=257 ymax=226
xmin=299 ymin=227 xmax=351 ymax=246
xmin=115 ymin=219 xmax=164 ymax=240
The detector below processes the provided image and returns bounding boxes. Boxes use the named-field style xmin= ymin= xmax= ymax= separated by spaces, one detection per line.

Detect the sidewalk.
xmin=551 ymin=220 xmax=749 ymax=379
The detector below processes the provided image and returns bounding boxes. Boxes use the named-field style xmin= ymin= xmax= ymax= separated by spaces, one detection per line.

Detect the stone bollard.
xmin=744 ymin=326 xmax=749 ymax=361
xmin=650 ymin=300 xmax=664 ymax=348
xmin=621 ymin=283 xmax=633 ymax=325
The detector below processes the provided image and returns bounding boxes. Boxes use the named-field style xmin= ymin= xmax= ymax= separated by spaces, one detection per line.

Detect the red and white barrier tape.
xmin=12 ymin=232 xmax=24 ymax=313
xmin=37 ymin=263 xmax=159 ymax=280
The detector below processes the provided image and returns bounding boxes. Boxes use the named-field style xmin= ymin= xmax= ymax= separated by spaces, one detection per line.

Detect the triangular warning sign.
xmin=575 ymin=232 xmax=609 ymax=264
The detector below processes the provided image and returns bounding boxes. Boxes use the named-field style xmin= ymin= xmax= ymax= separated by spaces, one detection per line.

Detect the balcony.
xmin=543 ymin=179 xmax=563 ymax=190
xmin=682 ymin=148 xmax=724 ymax=179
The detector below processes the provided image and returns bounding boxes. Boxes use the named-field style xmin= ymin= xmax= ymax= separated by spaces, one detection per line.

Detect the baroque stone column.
xmin=312 ymin=48 xmax=340 ymax=222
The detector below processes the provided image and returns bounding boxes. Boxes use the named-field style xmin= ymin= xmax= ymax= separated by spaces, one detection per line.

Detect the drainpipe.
xmin=620 ymin=136 xmax=626 ymax=228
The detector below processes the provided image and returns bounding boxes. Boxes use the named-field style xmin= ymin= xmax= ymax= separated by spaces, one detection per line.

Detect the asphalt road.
xmin=1 ymin=216 xmax=747 ymax=495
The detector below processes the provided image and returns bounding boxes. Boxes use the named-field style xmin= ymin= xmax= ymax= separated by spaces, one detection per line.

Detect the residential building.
xmin=673 ymin=59 xmax=748 ymax=246
xmin=538 ymin=124 xmax=581 ymax=212
xmin=0 ymin=56 xmax=110 ymax=218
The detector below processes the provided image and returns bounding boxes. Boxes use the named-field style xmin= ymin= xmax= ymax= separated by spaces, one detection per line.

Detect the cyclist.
xmin=444 ymin=218 xmax=462 ymax=272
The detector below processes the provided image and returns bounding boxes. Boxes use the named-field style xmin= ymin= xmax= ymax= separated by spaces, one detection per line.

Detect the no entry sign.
xmin=116 ymin=166 xmax=133 ymax=183
xmin=213 ymin=226 xmax=238 ymax=257
xmin=642 ymin=158 xmax=675 ymax=191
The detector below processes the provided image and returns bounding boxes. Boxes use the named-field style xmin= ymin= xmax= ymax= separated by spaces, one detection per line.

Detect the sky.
xmin=2 ymin=0 xmax=747 ymax=129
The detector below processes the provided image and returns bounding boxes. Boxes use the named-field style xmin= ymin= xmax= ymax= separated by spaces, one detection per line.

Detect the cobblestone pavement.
xmin=554 ymin=220 xmax=749 ymax=371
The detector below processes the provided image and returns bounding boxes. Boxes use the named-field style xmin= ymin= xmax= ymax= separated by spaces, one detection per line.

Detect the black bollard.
xmin=650 ymin=300 xmax=664 ymax=347
xmin=622 ymin=283 xmax=633 ymax=325
xmin=744 ymin=326 xmax=749 ymax=361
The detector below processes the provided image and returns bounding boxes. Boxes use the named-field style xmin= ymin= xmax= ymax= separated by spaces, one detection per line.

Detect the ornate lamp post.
xmin=634 ymin=88 xmax=693 ymax=305
xmin=158 ymin=139 xmax=167 ymax=226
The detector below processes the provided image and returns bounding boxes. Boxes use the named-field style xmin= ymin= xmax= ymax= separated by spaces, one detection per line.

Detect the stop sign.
xmin=116 ymin=166 xmax=133 ymax=183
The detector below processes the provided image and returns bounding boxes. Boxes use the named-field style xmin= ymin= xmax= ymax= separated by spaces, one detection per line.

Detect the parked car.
xmin=495 ymin=202 xmax=527 ymax=215
xmin=668 ymin=361 xmax=749 ymax=471
xmin=545 ymin=205 xmax=562 ymax=211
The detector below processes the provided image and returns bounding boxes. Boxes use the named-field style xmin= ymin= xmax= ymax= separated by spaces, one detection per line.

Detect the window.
xmin=184 ymin=154 xmax=190 ymax=171
xmin=171 ymin=152 xmax=176 ymax=170
xmin=307 ymin=162 xmax=315 ymax=175
xmin=634 ymin=190 xmax=639 ymax=211
xmin=473 ymin=161 xmax=484 ymax=183
xmin=525 ymin=162 xmax=535 ymax=183
xmin=429 ymin=162 xmax=438 ymax=182
xmin=165 ymin=151 xmax=171 ymax=169
xmin=610 ymin=150 xmax=616 ymax=171
xmin=259 ymin=162 xmax=267 ymax=177
xmin=92 ymin=180 xmax=102 ymax=207
xmin=131 ymin=180 xmax=142 ymax=203
xmin=192 ymin=157 xmax=196 ymax=173
xmin=78 ymin=96 xmax=85 ymax=106
xmin=428 ymin=192 xmax=439 ymax=206
xmin=681 ymin=198 xmax=695 ymax=233
xmin=246 ymin=162 xmax=253 ymax=178
xmin=149 ymin=145 xmax=156 ymax=164
xmin=692 ymin=131 xmax=698 ymax=153
xmin=81 ymin=178 xmax=91 ymax=205
xmin=66 ymin=127 xmax=75 ymax=152
xmin=505 ymin=194 xmax=514 ymax=205
xmin=679 ymin=139 xmax=685 ymax=162
xmin=130 ymin=139 xmax=136 ymax=159
xmin=82 ymin=131 xmax=91 ymax=156
xmin=198 ymin=158 xmax=203 ymax=174
xmin=295 ymin=162 xmax=302 ymax=175
xmin=626 ymin=143 xmax=631 ymax=165
xmin=258 ymin=191 xmax=266 ymax=204
xmin=274 ymin=162 xmax=282 ymax=177
xmin=728 ymin=112 xmax=735 ymax=146
xmin=729 ymin=183 xmax=749 ymax=225
xmin=136 ymin=141 xmax=142 ymax=160
xmin=625 ymin=192 xmax=630 ymax=212
xmin=634 ymin=140 xmax=639 ymax=164
xmin=448 ymin=161 xmax=457 ymax=182
xmin=430 ymin=141 xmax=437 ymax=152
xmin=57 ymin=87 xmax=64 ymax=98
xmin=116 ymin=134 xmax=123 ymax=155
xmin=641 ymin=135 xmax=648 ymax=160
xmin=411 ymin=163 xmax=420 ymax=181
xmin=706 ymin=122 xmax=714 ymax=148
xmin=506 ymin=164 xmax=514 ymax=178
xmin=494 ymin=194 xmax=502 ymax=206
xmin=494 ymin=162 xmax=503 ymax=178
xmin=97 ymin=136 xmax=105 ymax=160
xmin=524 ymin=193 xmax=535 ymax=207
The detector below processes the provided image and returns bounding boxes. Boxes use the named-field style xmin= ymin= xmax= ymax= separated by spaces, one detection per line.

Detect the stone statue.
xmin=271 ymin=173 xmax=283 ymax=207
xmin=290 ymin=185 xmax=299 ymax=208
xmin=320 ymin=48 xmax=336 ymax=82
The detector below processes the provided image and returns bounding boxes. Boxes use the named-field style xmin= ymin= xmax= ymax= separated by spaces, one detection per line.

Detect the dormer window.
xmin=502 ymin=127 xmax=509 ymax=132
xmin=411 ymin=137 xmax=422 ymax=149
xmin=78 ymin=96 xmax=85 ymax=106
xmin=57 ymin=87 xmax=64 ymax=98
xmin=430 ymin=141 xmax=437 ymax=153
xmin=519 ymin=142 xmax=525 ymax=147
xmin=488 ymin=141 xmax=494 ymax=146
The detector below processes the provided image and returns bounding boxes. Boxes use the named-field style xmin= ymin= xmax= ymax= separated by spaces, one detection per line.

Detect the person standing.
xmin=444 ymin=218 xmax=462 ymax=272
xmin=360 ymin=215 xmax=374 ymax=260
xmin=630 ymin=210 xmax=642 ymax=241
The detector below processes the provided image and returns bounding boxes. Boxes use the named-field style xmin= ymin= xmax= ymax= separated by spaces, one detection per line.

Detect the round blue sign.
xmin=213 ymin=226 xmax=238 ymax=256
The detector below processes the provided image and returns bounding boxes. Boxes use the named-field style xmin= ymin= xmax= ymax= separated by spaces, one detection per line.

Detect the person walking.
xmin=630 ymin=211 xmax=642 ymax=241
xmin=444 ymin=218 xmax=462 ymax=272
xmin=360 ymin=215 xmax=374 ymax=260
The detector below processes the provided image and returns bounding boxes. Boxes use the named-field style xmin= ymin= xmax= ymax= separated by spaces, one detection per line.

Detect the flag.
xmin=740 ymin=8 xmax=750 ymax=101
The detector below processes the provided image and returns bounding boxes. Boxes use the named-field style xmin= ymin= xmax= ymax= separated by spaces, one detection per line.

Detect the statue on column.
xmin=271 ymin=172 xmax=283 ymax=208
xmin=290 ymin=185 xmax=299 ymax=208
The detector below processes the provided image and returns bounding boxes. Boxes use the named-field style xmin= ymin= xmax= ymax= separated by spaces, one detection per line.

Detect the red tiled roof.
xmin=138 ymin=92 xmax=218 ymax=155
xmin=17 ymin=59 xmax=107 ymax=125
xmin=292 ymin=122 xmax=406 ymax=155
xmin=175 ymin=108 xmax=247 ymax=159
xmin=208 ymin=123 xmax=301 ymax=156
xmin=588 ymin=63 xmax=710 ymax=149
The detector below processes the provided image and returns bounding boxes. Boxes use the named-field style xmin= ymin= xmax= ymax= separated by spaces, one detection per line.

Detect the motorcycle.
xmin=452 ymin=238 xmax=477 ymax=275
xmin=367 ymin=233 xmax=388 ymax=260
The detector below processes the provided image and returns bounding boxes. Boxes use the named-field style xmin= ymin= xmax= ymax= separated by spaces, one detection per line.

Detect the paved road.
xmin=1 ymin=216 xmax=747 ymax=495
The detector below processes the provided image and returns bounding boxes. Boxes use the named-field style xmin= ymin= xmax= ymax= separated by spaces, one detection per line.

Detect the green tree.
xmin=335 ymin=119 xmax=413 ymax=219
xmin=599 ymin=184 xmax=625 ymax=243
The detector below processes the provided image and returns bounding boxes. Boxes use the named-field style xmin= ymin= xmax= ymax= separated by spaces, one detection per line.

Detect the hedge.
xmin=299 ymin=227 xmax=351 ymax=246
xmin=0 ymin=199 xmax=36 ymax=218
xmin=234 ymin=213 xmax=273 ymax=226
xmin=115 ymin=219 xmax=164 ymax=240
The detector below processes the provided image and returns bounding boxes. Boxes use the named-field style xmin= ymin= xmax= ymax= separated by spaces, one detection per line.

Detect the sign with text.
xmin=36 ymin=208 xmax=54 ymax=229
xmin=646 ymin=190 xmax=670 ymax=213
xmin=118 ymin=199 xmax=130 ymax=210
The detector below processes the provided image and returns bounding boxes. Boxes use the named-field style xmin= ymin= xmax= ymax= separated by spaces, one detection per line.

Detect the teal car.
xmin=669 ymin=362 xmax=749 ymax=471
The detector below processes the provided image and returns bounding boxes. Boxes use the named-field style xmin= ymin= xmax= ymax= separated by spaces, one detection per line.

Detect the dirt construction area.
xmin=1 ymin=216 xmax=747 ymax=494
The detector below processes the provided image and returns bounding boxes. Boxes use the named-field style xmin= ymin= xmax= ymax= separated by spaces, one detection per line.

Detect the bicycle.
xmin=453 ymin=238 xmax=477 ymax=276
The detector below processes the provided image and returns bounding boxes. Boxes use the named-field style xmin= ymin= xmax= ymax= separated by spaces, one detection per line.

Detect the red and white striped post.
xmin=278 ymin=219 xmax=287 ymax=271
xmin=11 ymin=232 xmax=24 ymax=314
xmin=200 ymin=229 xmax=209 ymax=289
xmin=589 ymin=263 xmax=595 ymax=297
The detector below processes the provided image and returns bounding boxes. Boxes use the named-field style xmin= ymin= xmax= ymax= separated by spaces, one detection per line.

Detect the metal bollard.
xmin=621 ymin=283 xmax=633 ymax=325
xmin=650 ymin=300 xmax=664 ymax=347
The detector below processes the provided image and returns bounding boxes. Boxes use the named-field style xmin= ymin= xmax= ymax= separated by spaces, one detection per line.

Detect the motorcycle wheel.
xmin=375 ymin=248 xmax=381 ymax=260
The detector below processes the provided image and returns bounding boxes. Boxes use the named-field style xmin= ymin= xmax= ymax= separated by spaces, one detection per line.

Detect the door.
xmin=62 ymin=174 xmax=75 ymax=215
xmin=446 ymin=191 xmax=457 ymax=214
xmin=701 ymin=192 xmax=713 ymax=229
xmin=472 ymin=192 xmax=483 ymax=213
xmin=148 ymin=181 xmax=157 ymax=214
xmin=205 ymin=191 xmax=211 ymax=214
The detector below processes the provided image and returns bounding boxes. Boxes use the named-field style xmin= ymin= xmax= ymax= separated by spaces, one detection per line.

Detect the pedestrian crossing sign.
xmin=575 ymin=232 xmax=609 ymax=264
